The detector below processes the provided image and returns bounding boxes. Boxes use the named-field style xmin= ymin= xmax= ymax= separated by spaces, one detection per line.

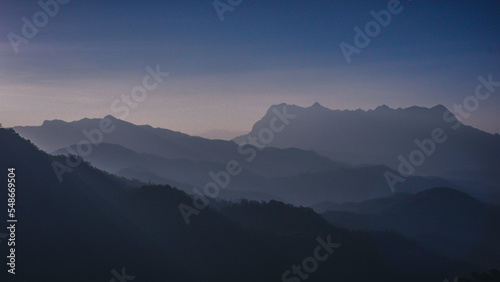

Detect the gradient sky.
xmin=1 ymin=0 xmax=499 ymax=136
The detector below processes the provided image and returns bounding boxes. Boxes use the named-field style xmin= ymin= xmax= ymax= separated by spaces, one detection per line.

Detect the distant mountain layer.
xmin=14 ymin=111 xmax=496 ymax=205
xmin=195 ymin=129 xmax=247 ymax=140
xmin=15 ymin=115 xmax=344 ymax=177
xmin=49 ymin=142 xmax=462 ymax=206
xmin=234 ymin=103 xmax=500 ymax=177
xmin=321 ymin=187 xmax=500 ymax=269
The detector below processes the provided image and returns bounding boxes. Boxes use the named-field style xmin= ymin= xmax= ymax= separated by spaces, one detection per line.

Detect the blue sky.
xmin=1 ymin=0 xmax=499 ymax=135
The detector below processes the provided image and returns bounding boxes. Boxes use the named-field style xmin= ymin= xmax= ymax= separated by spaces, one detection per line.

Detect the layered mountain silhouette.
xmin=321 ymin=187 xmax=500 ymax=269
xmin=13 ymin=115 xmax=466 ymax=205
xmin=196 ymin=128 xmax=247 ymax=140
xmin=51 ymin=143 xmax=461 ymax=205
xmin=0 ymin=127 xmax=484 ymax=281
xmin=16 ymin=115 xmax=343 ymax=177
xmin=233 ymin=103 xmax=500 ymax=204
xmin=234 ymin=103 xmax=500 ymax=178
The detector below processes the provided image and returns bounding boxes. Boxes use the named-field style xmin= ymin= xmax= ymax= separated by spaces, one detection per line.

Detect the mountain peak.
xmin=42 ymin=119 xmax=66 ymax=126
xmin=375 ymin=104 xmax=391 ymax=111
xmin=308 ymin=102 xmax=329 ymax=111
xmin=430 ymin=104 xmax=448 ymax=113
xmin=104 ymin=115 xmax=119 ymax=121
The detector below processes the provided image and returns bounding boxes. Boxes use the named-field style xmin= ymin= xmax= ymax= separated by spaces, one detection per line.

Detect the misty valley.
xmin=2 ymin=103 xmax=500 ymax=281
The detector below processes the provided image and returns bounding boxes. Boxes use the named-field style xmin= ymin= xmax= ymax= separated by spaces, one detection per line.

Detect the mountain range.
xmin=235 ymin=103 xmax=500 ymax=178
xmin=14 ymin=103 xmax=500 ymax=205
xmin=12 ymin=117 xmax=458 ymax=205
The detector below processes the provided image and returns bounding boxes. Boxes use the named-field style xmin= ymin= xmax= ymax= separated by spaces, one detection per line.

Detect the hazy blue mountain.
xmin=52 ymin=142 xmax=281 ymax=202
xmin=14 ymin=116 xmax=205 ymax=160
xmin=15 ymin=116 xmax=344 ymax=178
xmin=50 ymin=142 xmax=459 ymax=206
xmin=264 ymin=165 xmax=456 ymax=206
xmin=234 ymin=103 xmax=500 ymax=178
xmin=0 ymin=128 xmax=482 ymax=281
xmin=322 ymin=187 xmax=500 ymax=269
xmin=196 ymin=129 xmax=247 ymax=140
xmin=14 ymin=110 xmax=497 ymax=206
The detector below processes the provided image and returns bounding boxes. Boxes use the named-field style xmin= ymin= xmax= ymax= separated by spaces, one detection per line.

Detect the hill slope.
xmin=322 ymin=187 xmax=500 ymax=268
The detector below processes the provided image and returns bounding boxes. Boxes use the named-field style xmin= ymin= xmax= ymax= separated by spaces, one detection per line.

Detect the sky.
xmin=1 ymin=0 xmax=499 ymax=137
